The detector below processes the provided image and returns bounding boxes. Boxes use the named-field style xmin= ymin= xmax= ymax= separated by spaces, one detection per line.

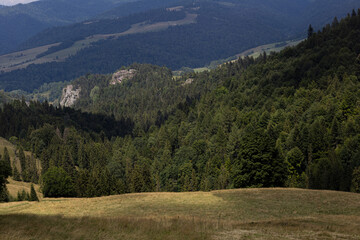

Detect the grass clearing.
xmin=0 ymin=43 xmax=60 ymax=72
xmin=194 ymin=67 xmax=210 ymax=73
xmin=238 ymin=39 xmax=304 ymax=59
xmin=6 ymin=178 xmax=43 ymax=200
xmin=1 ymin=188 xmax=360 ymax=239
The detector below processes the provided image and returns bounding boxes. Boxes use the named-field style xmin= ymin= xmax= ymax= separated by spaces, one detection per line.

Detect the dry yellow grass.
xmin=1 ymin=188 xmax=360 ymax=239
xmin=6 ymin=178 xmax=43 ymax=200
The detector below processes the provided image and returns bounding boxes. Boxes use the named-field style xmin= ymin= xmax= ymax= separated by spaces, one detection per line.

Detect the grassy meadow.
xmin=1 ymin=188 xmax=360 ymax=239
xmin=6 ymin=178 xmax=43 ymax=200
xmin=237 ymin=39 xmax=304 ymax=59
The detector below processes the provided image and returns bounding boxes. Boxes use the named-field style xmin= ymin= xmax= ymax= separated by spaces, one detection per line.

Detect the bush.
xmin=42 ymin=167 xmax=75 ymax=198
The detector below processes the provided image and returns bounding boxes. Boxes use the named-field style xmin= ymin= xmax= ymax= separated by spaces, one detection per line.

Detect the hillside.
xmin=1 ymin=0 xmax=360 ymax=91
xmin=1 ymin=188 xmax=360 ymax=239
xmin=0 ymin=11 xmax=359 ymax=202
xmin=60 ymin=63 xmax=220 ymax=129
xmin=0 ymin=0 xmax=139 ymax=54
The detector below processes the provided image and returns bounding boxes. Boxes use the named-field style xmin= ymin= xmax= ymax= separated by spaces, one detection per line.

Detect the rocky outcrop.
xmin=110 ymin=69 xmax=137 ymax=85
xmin=60 ymin=85 xmax=81 ymax=107
xmin=182 ymin=78 xmax=194 ymax=86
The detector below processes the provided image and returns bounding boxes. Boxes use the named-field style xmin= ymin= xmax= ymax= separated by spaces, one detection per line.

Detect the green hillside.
xmin=0 ymin=11 xmax=360 ymax=202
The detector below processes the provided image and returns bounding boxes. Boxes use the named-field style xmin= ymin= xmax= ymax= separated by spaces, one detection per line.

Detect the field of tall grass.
xmin=1 ymin=188 xmax=360 ymax=239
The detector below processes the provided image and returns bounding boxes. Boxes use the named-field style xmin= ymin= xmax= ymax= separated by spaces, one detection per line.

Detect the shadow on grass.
xmin=0 ymin=214 xmax=220 ymax=240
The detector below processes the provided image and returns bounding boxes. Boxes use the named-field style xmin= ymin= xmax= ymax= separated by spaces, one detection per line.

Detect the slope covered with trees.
xmin=1 ymin=10 xmax=360 ymax=200
xmin=70 ymin=63 xmax=224 ymax=130
xmin=1 ymin=0 xmax=360 ymax=91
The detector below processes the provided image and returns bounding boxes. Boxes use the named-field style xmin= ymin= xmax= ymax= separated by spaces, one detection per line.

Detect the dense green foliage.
xmin=1 ymin=11 xmax=360 ymax=198
xmin=0 ymin=100 xmax=133 ymax=140
xmin=0 ymin=148 xmax=11 ymax=201
xmin=71 ymin=63 xmax=223 ymax=129
xmin=2 ymin=0 xmax=360 ymax=91
xmin=42 ymin=167 xmax=74 ymax=197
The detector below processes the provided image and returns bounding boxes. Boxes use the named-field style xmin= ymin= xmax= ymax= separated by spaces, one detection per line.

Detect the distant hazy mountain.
xmin=0 ymin=0 xmax=39 ymax=6
xmin=0 ymin=0 xmax=359 ymax=91
xmin=0 ymin=0 xmax=136 ymax=54
xmin=96 ymin=0 xmax=183 ymax=19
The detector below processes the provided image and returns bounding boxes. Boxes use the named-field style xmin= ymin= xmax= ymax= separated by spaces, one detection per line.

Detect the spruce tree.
xmin=3 ymin=147 xmax=12 ymax=176
xmin=17 ymin=189 xmax=29 ymax=201
xmin=352 ymin=9 xmax=357 ymax=17
xmin=17 ymin=190 xmax=23 ymax=201
xmin=307 ymin=24 xmax=314 ymax=38
xmin=13 ymin=166 xmax=21 ymax=181
xmin=0 ymin=154 xmax=10 ymax=202
xmin=30 ymin=184 xmax=39 ymax=201
xmin=332 ymin=17 xmax=339 ymax=27
xmin=18 ymin=147 xmax=26 ymax=175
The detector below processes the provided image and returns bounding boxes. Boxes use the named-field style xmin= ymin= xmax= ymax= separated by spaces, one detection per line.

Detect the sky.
xmin=0 ymin=0 xmax=38 ymax=6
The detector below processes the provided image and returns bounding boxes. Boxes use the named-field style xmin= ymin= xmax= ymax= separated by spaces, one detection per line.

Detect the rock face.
xmin=110 ymin=69 xmax=136 ymax=85
xmin=60 ymin=85 xmax=81 ymax=107
xmin=182 ymin=78 xmax=194 ymax=86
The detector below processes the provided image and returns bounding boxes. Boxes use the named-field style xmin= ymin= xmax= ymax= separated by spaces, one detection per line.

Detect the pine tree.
xmin=3 ymin=147 xmax=12 ymax=176
xmin=13 ymin=166 xmax=21 ymax=181
xmin=332 ymin=17 xmax=339 ymax=27
xmin=0 ymin=154 xmax=10 ymax=202
xmin=352 ymin=9 xmax=356 ymax=17
xmin=330 ymin=117 xmax=340 ymax=148
xmin=17 ymin=189 xmax=29 ymax=201
xmin=308 ymin=24 xmax=314 ymax=38
xmin=18 ymin=147 xmax=26 ymax=175
xmin=30 ymin=184 xmax=39 ymax=201
xmin=17 ymin=190 xmax=22 ymax=201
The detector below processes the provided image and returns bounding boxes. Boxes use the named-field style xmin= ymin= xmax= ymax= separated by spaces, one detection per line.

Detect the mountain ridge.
xmin=2 ymin=0 xmax=360 ymax=92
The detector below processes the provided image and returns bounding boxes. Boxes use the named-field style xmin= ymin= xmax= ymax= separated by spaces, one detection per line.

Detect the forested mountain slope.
xmin=65 ymin=63 xmax=226 ymax=130
xmin=0 ymin=0 xmax=174 ymax=54
xmin=1 ymin=11 xmax=360 ymax=200
xmin=1 ymin=0 xmax=360 ymax=92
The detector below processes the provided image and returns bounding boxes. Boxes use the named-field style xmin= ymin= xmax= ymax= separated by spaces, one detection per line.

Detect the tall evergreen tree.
xmin=0 ymin=155 xmax=10 ymax=202
xmin=18 ymin=147 xmax=26 ymax=176
xmin=3 ymin=147 xmax=12 ymax=176
xmin=13 ymin=166 xmax=21 ymax=181
xmin=30 ymin=184 xmax=39 ymax=201
xmin=307 ymin=24 xmax=314 ymax=38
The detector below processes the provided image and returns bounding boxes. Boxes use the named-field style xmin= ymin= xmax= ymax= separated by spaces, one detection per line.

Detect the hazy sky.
xmin=0 ymin=0 xmax=38 ymax=6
